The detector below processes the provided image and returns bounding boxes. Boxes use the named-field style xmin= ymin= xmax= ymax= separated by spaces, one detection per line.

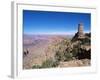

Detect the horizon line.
xmin=24 ymin=31 xmax=90 ymax=35
xmin=23 ymin=30 xmax=91 ymax=35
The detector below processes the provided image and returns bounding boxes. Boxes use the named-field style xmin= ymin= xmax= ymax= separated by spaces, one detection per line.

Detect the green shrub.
xmin=32 ymin=59 xmax=59 ymax=69
xmin=54 ymin=39 xmax=73 ymax=62
xmin=32 ymin=65 xmax=41 ymax=69
xmin=64 ymin=52 xmax=73 ymax=61
xmin=55 ymin=51 xmax=65 ymax=61
xmin=41 ymin=59 xmax=59 ymax=68
xmin=55 ymin=50 xmax=73 ymax=62
xmin=81 ymin=38 xmax=90 ymax=45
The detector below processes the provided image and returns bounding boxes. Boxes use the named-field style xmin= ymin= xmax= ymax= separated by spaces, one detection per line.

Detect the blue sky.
xmin=23 ymin=10 xmax=91 ymax=35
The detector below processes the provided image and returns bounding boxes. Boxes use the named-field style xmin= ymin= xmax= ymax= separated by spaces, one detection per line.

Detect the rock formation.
xmin=71 ymin=23 xmax=91 ymax=59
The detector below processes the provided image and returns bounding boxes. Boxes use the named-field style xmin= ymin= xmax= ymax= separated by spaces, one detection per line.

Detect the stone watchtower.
xmin=78 ymin=23 xmax=84 ymax=38
xmin=71 ymin=23 xmax=85 ymax=41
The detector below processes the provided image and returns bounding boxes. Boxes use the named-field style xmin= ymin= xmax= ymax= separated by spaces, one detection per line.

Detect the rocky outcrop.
xmin=59 ymin=59 xmax=90 ymax=67
xmin=71 ymin=23 xmax=91 ymax=60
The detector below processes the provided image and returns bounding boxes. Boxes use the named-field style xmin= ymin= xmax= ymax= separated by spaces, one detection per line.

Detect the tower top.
xmin=78 ymin=23 xmax=83 ymax=26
